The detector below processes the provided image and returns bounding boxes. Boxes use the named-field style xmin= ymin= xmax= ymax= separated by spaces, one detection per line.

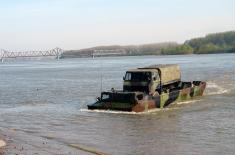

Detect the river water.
xmin=0 ymin=54 xmax=235 ymax=155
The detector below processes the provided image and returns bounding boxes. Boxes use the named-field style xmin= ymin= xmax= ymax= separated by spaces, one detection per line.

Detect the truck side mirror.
xmin=123 ymin=77 xmax=125 ymax=80
xmin=96 ymin=97 xmax=101 ymax=101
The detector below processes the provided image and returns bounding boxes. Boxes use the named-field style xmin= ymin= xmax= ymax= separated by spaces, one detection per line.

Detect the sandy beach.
xmin=0 ymin=138 xmax=6 ymax=155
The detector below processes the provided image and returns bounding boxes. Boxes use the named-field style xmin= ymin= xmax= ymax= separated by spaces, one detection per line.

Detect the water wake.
xmin=175 ymin=99 xmax=200 ymax=105
xmin=205 ymin=81 xmax=230 ymax=95
xmin=80 ymin=107 xmax=178 ymax=115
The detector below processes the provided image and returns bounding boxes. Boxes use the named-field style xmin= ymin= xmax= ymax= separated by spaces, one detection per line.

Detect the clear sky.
xmin=0 ymin=0 xmax=235 ymax=51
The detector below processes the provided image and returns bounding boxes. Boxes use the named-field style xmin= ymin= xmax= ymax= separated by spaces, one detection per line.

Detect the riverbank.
xmin=0 ymin=137 xmax=6 ymax=155
xmin=0 ymin=129 xmax=109 ymax=155
xmin=62 ymin=31 xmax=235 ymax=58
xmin=62 ymin=51 xmax=235 ymax=59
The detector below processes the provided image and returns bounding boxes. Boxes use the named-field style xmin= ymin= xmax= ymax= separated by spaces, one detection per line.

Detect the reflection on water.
xmin=0 ymin=54 xmax=235 ymax=154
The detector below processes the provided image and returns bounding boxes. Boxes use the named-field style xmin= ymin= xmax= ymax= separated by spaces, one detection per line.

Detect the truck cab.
xmin=123 ymin=64 xmax=181 ymax=95
xmin=123 ymin=69 xmax=160 ymax=95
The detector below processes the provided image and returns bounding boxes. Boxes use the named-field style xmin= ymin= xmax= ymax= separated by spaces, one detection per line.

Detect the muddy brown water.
xmin=0 ymin=54 xmax=235 ymax=155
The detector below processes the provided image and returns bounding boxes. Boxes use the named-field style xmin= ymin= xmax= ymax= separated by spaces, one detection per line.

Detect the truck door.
xmin=150 ymin=71 xmax=160 ymax=95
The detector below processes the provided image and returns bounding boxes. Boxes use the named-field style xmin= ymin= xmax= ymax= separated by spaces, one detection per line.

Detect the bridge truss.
xmin=0 ymin=47 xmax=63 ymax=62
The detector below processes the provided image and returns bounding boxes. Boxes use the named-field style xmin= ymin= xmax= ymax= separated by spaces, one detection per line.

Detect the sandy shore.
xmin=0 ymin=140 xmax=6 ymax=148
xmin=0 ymin=131 xmax=106 ymax=155
xmin=0 ymin=139 xmax=6 ymax=155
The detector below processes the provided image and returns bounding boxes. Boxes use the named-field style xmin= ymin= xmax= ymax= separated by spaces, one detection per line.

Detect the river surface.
xmin=0 ymin=54 xmax=235 ymax=155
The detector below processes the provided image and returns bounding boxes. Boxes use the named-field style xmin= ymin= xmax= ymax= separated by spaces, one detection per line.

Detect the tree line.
xmin=162 ymin=31 xmax=235 ymax=54
xmin=63 ymin=31 xmax=235 ymax=58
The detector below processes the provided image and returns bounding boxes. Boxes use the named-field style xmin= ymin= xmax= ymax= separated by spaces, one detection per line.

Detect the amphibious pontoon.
xmin=87 ymin=64 xmax=206 ymax=112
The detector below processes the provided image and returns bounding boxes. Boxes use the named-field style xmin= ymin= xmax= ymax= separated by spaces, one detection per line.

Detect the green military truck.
xmin=87 ymin=64 xmax=206 ymax=112
xmin=123 ymin=64 xmax=181 ymax=95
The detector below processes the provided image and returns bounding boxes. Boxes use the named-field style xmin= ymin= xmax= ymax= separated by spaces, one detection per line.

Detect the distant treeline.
xmin=162 ymin=31 xmax=235 ymax=54
xmin=63 ymin=42 xmax=179 ymax=58
xmin=63 ymin=31 xmax=235 ymax=58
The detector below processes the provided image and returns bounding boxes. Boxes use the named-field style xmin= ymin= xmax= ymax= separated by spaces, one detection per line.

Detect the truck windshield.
xmin=101 ymin=93 xmax=110 ymax=101
xmin=101 ymin=92 xmax=136 ymax=103
xmin=124 ymin=72 xmax=151 ymax=82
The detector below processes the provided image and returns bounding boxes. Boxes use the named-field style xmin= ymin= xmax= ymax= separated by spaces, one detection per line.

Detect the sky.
xmin=0 ymin=0 xmax=235 ymax=51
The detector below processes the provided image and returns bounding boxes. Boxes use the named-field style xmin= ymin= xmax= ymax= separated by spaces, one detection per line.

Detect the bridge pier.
xmin=57 ymin=54 xmax=60 ymax=60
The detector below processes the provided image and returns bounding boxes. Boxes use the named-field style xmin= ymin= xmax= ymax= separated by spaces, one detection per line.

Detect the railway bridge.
xmin=0 ymin=47 xmax=63 ymax=62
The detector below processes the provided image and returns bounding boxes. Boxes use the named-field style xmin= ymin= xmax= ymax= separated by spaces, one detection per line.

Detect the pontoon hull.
xmin=87 ymin=81 xmax=206 ymax=112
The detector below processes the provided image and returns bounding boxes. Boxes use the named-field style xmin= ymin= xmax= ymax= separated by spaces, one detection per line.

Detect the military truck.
xmin=123 ymin=64 xmax=181 ymax=95
xmin=87 ymin=64 xmax=206 ymax=112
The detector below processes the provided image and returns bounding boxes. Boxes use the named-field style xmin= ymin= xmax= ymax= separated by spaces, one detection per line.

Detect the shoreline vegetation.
xmin=62 ymin=31 xmax=235 ymax=58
